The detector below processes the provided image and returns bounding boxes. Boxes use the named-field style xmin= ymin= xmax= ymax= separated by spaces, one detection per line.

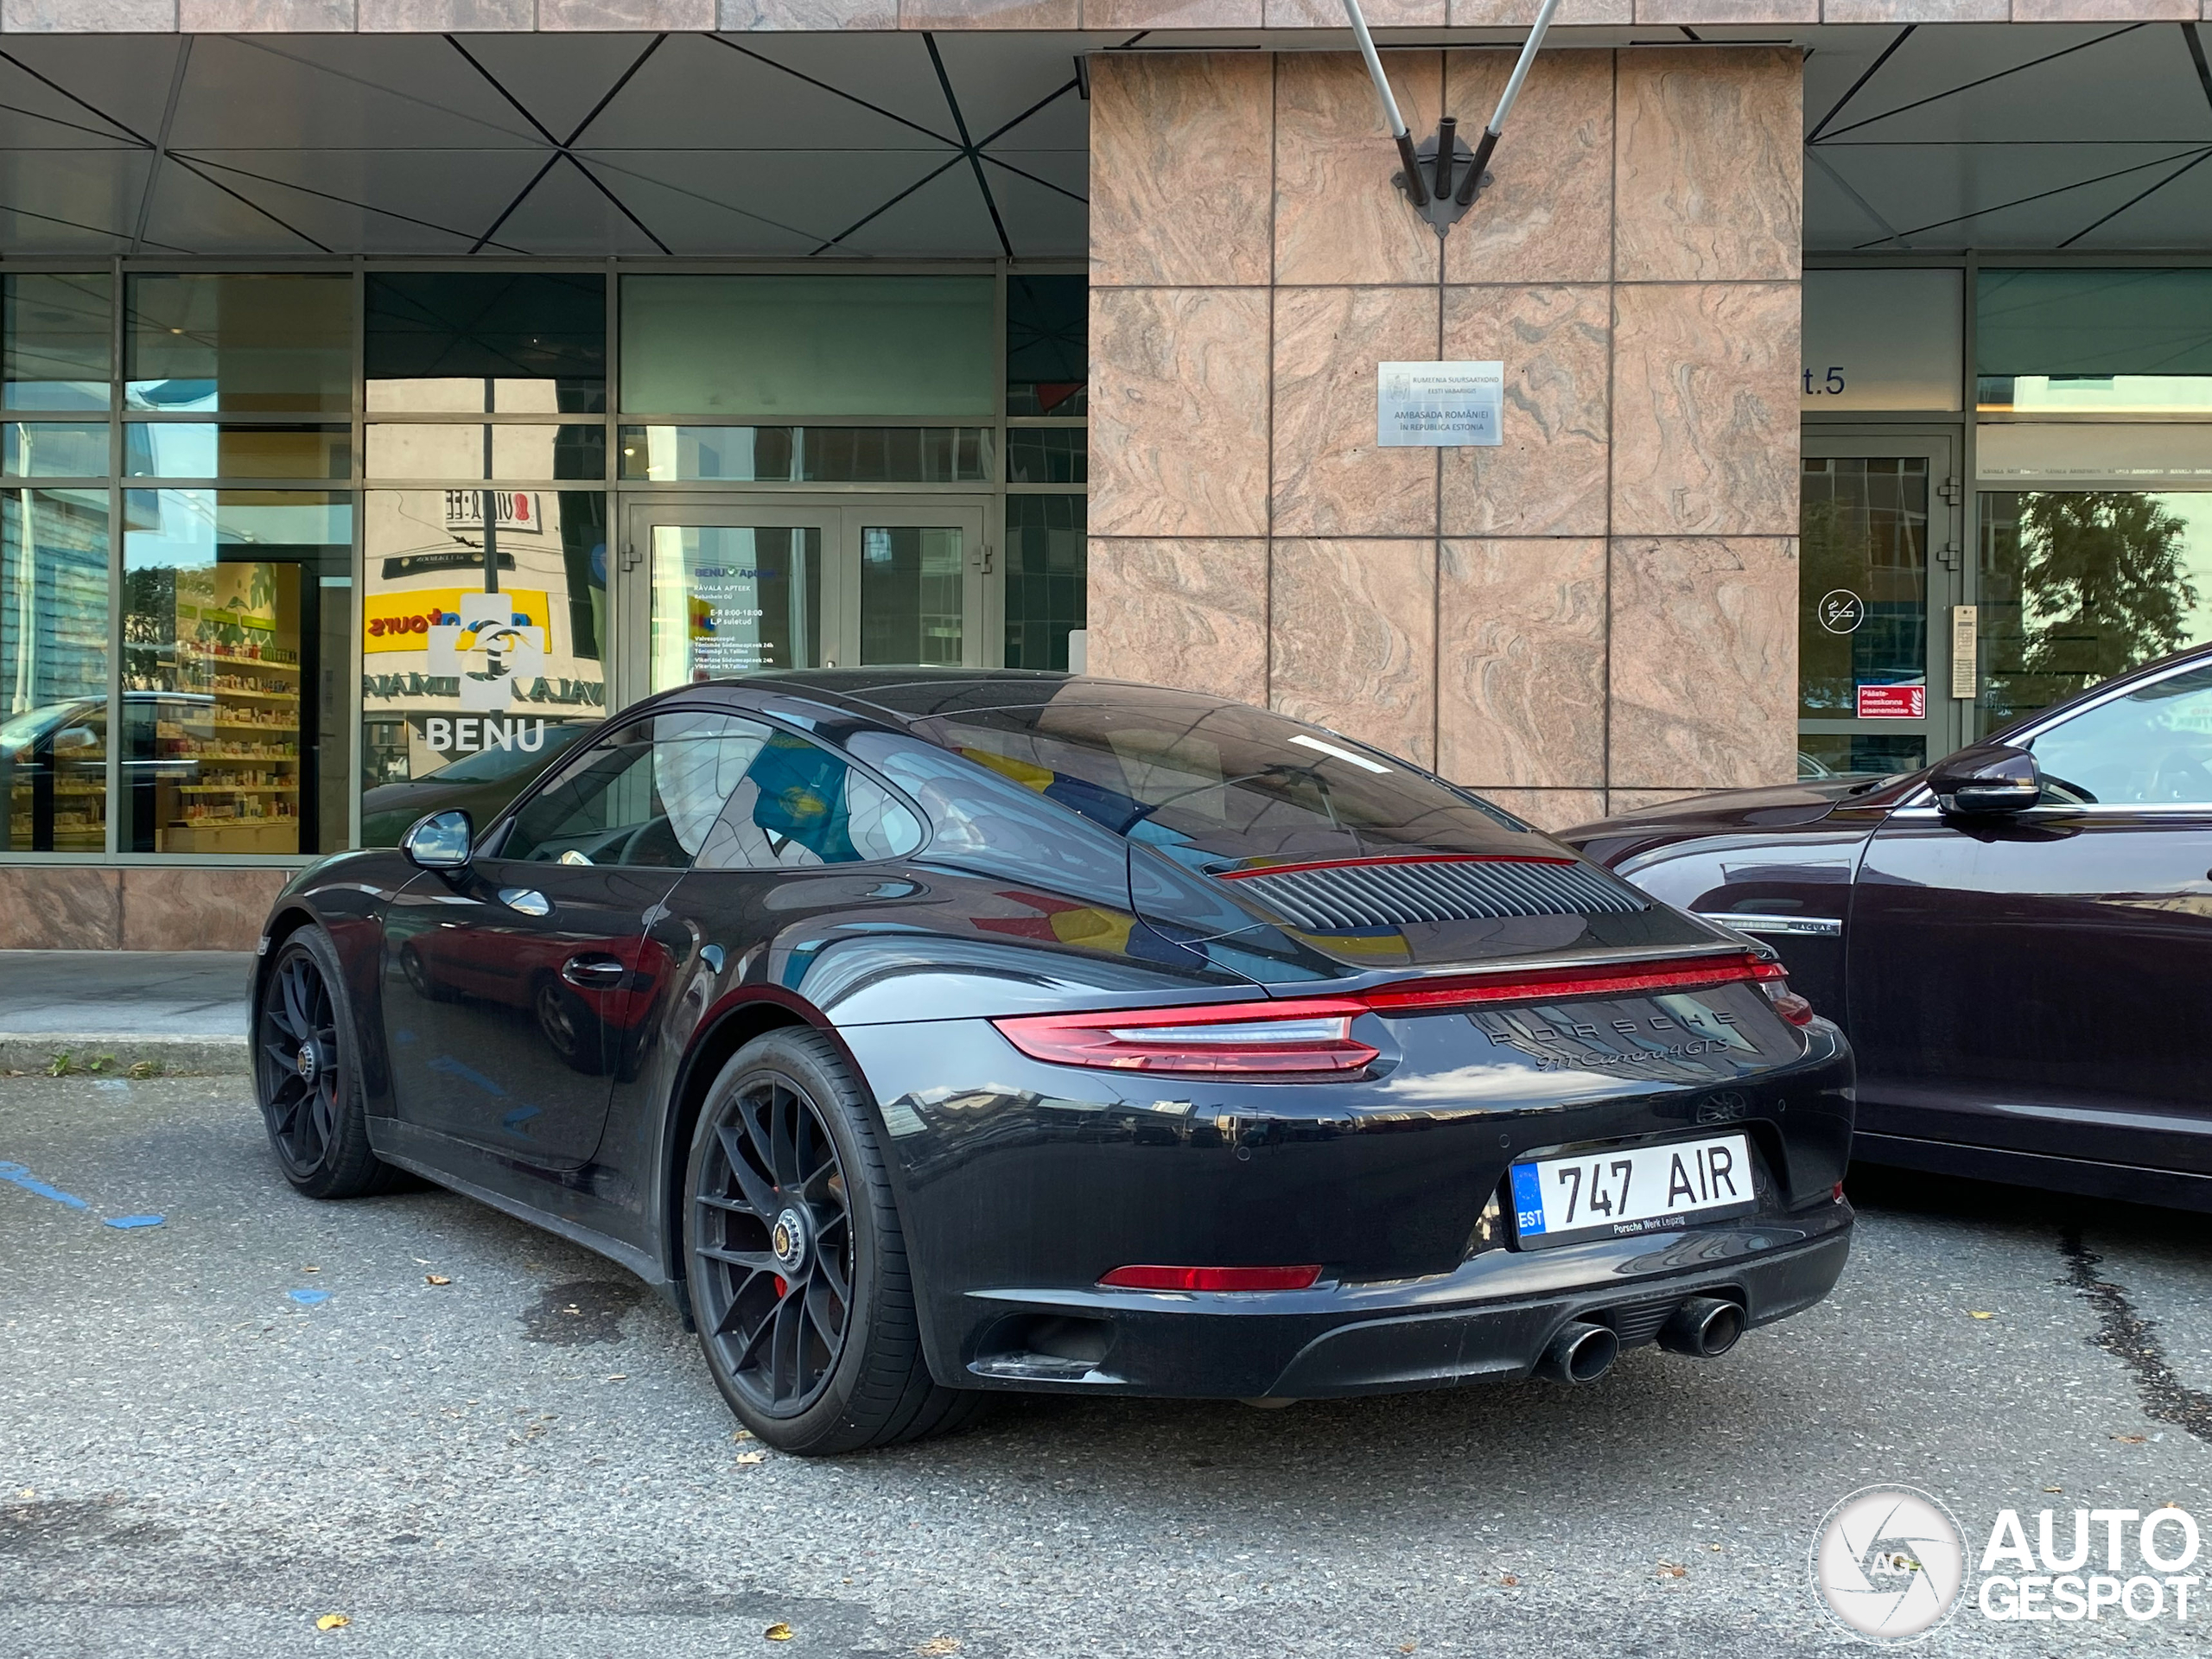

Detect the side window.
xmin=695 ymin=728 xmax=924 ymax=870
xmin=2029 ymin=665 xmax=2212 ymax=806
xmin=501 ymin=710 xmax=772 ymax=868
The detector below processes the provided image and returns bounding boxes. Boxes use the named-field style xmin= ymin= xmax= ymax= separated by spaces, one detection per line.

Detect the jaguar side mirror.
xmin=403 ymin=808 xmax=474 ymax=870
xmin=1928 ymin=744 xmax=2042 ymax=816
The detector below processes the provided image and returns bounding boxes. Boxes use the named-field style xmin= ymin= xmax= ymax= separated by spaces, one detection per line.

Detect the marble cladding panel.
xmin=1090 ymin=54 xmax=1272 ymax=288
xmin=717 ymin=0 xmax=897 ymax=25
xmin=1270 ymin=539 xmax=1437 ymax=767
xmin=1272 ymin=285 xmax=1440 ymax=538
xmin=1449 ymin=0 xmax=1628 ymax=19
xmin=3 ymin=0 xmax=177 ymax=22
xmin=1274 ymin=52 xmax=1443 ymax=288
xmin=1090 ymin=286 xmax=1270 ymax=539
xmin=363 ymin=0 xmax=533 ymax=25
xmin=1437 ymin=537 xmax=1607 ymax=789
xmin=1614 ymin=48 xmax=1802 ymax=283
xmin=1611 ymin=281 xmax=1800 ymax=537
xmin=177 ymin=0 xmax=351 ymax=22
xmin=895 ymin=0 xmax=1076 ymax=24
xmin=1817 ymin=0 xmax=2004 ymax=17
xmin=1440 ymin=51 xmax=1614 ymax=286
xmin=1608 ymin=536 xmax=1799 ymax=791
xmin=1088 ymin=0 xmax=1261 ymax=27
xmin=120 ymin=867 xmax=290 ymax=952
xmin=1440 ymin=285 xmax=1610 ymax=537
xmin=1086 ymin=538 xmax=1269 ymax=706
xmin=537 ymin=0 xmax=713 ymax=23
xmin=1468 ymin=787 xmax=1611 ymax=832
xmin=2012 ymin=0 xmax=2196 ymax=15
xmin=1632 ymin=0 xmax=1814 ymax=18
xmin=1263 ymin=0 xmax=1441 ymax=22
xmin=0 ymin=867 xmax=120 ymax=950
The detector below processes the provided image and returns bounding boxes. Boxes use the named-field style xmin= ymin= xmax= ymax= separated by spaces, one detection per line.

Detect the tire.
xmin=254 ymin=926 xmax=405 ymax=1199
xmin=683 ymin=1028 xmax=987 ymax=1456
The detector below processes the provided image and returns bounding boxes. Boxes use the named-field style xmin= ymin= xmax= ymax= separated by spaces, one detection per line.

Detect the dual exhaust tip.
xmin=1535 ymin=1296 xmax=1745 ymax=1384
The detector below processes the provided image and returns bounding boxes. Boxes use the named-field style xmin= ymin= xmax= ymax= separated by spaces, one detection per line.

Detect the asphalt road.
xmin=4 ymin=1075 xmax=2210 ymax=1659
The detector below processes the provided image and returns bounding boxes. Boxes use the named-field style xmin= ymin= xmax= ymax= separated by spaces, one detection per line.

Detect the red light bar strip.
xmin=1216 ymin=852 xmax=1579 ymax=879
xmin=1360 ymin=952 xmax=1782 ymax=1013
xmin=1099 ymin=1264 xmax=1323 ymax=1292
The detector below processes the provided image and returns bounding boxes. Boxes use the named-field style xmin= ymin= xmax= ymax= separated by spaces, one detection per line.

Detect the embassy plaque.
xmin=1376 ymin=360 xmax=1503 ymax=448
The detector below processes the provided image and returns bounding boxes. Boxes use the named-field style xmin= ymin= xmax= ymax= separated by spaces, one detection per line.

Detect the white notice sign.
xmin=1376 ymin=360 xmax=1503 ymax=448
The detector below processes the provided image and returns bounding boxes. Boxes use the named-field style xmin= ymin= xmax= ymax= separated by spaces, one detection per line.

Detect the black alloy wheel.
xmin=683 ymin=1029 xmax=985 ymax=1454
xmin=694 ymin=1071 xmax=855 ymax=1417
xmin=253 ymin=929 xmax=403 ymax=1199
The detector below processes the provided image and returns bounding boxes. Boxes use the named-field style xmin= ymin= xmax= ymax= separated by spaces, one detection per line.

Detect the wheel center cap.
xmin=296 ymin=1043 xmax=319 ymax=1084
xmin=770 ymin=1206 xmax=808 ymax=1274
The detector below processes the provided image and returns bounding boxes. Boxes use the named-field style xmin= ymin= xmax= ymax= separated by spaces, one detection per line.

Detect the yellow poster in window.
xmin=364 ymin=588 xmax=550 ymax=654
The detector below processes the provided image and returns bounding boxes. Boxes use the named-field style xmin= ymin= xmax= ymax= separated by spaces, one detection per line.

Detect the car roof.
xmin=702 ymin=668 xmax=1236 ymax=729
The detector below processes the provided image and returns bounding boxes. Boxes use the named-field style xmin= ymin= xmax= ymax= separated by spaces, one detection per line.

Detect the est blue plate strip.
xmin=1510 ymin=1162 xmax=1546 ymax=1236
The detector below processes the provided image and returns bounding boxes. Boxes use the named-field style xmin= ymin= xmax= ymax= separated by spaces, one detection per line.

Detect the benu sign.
xmin=1376 ymin=361 xmax=1504 ymax=448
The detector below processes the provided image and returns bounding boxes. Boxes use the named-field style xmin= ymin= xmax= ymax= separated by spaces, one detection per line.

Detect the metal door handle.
xmin=499 ymin=887 xmax=550 ymax=917
xmin=562 ymin=955 xmax=626 ymax=989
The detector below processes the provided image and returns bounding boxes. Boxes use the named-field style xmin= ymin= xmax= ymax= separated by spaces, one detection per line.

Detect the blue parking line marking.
xmin=104 ymin=1215 xmax=166 ymax=1230
xmin=0 ymin=1160 xmax=90 ymax=1211
xmin=288 ymin=1288 xmax=330 ymax=1306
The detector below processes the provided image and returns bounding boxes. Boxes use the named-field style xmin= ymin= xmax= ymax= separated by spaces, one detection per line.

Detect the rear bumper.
xmin=956 ymin=1207 xmax=1852 ymax=1399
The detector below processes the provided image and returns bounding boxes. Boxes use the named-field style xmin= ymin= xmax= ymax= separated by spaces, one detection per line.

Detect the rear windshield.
xmin=912 ymin=685 xmax=1535 ymax=874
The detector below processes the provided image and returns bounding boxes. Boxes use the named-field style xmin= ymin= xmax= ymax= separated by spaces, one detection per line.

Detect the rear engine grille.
xmin=1221 ymin=857 xmax=1649 ymax=931
xmin=1598 ymin=1299 xmax=1681 ymax=1349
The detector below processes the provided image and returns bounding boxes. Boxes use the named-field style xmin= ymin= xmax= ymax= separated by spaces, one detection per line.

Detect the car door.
xmin=382 ymin=707 xmax=775 ymax=1168
xmin=1849 ymin=658 xmax=2212 ymax=1170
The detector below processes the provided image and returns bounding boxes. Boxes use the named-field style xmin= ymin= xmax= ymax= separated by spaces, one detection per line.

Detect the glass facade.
xmin=0 ymin=263 xmax=1083 ymax=861
xmin=1805 ymin=261 xmax=2212 ymax=768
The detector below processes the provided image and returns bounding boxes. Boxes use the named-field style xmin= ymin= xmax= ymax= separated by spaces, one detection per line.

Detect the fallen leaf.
xmin=918 ymin=1641 xmax=962 ymax=1656
xmin=1968 ymin=1311 xmax=1993 ymax=1320
xmin=424 ymin=1274 xmax=451 ymax=1287
xmin=1707 ymin=1543 xmax=1724 ymax=1553
xmin=2113 ymin=1434 xmax=2148 ymax=1445
xmin=764 ymin=1623 xmax=794 ymax=1643
xmin=316 ymin=1614 xmax=351 ymax=1631
xmin=16 ymin=1488 xmax=33 ymax=1500
xmin=732 ymin=1429 xmax=755 ymax=1442
xmin=1398 ymin=1646 xmax=1417 ymax=1656
xmin=1500 ymin=1573 xmax=1518 ymax=1586
xmin=1658 ymin=1562 xmax=1688 ymax=1579
xmin=734 ymin=1452 xmax=767 ymax=1465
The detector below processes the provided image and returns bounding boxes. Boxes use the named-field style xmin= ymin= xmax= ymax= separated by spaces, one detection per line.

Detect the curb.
xmin=0 ymin=1033 xmax=250 ymax=1077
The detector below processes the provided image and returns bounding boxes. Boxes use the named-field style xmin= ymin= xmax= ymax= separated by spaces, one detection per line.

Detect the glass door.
xmin=620 ymin=496 xmax=991 ymax=700
xmin=1798 ymin=435 xmax=1967 ymax=778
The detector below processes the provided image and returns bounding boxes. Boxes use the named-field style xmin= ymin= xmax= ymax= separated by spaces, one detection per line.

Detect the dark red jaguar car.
xmin=1562 ymin=643 xmax=2212 ymax=1211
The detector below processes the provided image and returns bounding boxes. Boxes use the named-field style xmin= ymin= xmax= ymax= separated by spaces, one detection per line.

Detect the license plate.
xmin=1510 ymin=1135 xmax=1755 ymax=1248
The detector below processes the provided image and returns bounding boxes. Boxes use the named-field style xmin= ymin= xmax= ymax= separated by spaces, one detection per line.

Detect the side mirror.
xmin=1929 ymin=743 xmax=2042 ymax=817
xmin=402 ymin=808 xmax=474 ymax=870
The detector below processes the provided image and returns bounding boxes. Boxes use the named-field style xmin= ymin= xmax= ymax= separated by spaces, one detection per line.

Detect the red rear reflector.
xmin=1099 ymin=1264 xmax=1322 ymax=1292
xmin=991 ymin=998 xmax=1379 ymax=1075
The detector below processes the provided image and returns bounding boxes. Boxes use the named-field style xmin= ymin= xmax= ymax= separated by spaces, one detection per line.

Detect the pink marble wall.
xmin=1088 ymin=48 xmax=1803 ymax=832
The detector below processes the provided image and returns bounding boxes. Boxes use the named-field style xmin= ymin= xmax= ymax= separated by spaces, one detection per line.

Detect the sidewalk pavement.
xmin=0 ymin=951 xmax=252 ymax=1075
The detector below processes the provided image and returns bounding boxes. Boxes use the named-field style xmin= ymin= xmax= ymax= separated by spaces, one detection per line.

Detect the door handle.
xmin=499 ymin=887 xmax=550 ymax=917
xmin=562 ymin=954 xmax=627 ymax=990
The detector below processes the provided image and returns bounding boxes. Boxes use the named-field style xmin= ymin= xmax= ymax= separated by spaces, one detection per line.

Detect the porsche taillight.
xmin=989 ymin=951 xmax=1810 ymax=1077
xmin=990 ymin=997 xmax=1378 ymax=1075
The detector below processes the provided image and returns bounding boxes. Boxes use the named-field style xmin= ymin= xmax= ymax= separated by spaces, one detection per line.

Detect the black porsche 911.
xmin=251 ymin=670 xmax=1855 ymax=1454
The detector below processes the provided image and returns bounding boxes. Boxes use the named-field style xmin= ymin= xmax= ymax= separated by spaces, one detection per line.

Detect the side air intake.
xmin=1218 ymin=855 xmax=1649 ymax=931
